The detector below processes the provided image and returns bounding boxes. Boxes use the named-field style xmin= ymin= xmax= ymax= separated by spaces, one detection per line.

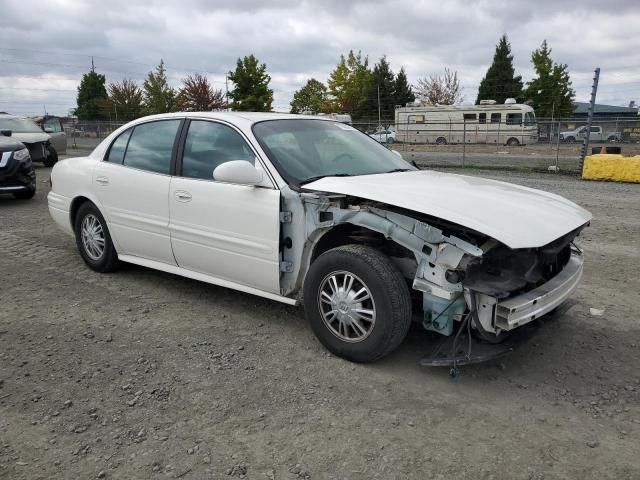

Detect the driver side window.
xmin=181 ymin=121 xmax=254 ymax=180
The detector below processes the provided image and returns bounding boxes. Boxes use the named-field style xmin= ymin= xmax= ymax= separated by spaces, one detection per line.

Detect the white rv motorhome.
xmin=395 ymin=100 xmax=538 ymax=146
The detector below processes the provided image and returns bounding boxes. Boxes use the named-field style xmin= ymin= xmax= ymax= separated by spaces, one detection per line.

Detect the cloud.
xmin=0 ymin=0 xmax=638 ymax=116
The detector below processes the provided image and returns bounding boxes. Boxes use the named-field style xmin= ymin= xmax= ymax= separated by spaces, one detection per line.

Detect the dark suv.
xmin=0 ymin=135 xmax=36 ymax=199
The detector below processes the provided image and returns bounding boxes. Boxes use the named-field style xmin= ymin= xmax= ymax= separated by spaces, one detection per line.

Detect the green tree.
xmin=108 ymin=78 xmax=143 ymax=121
xmin=143 ymin=60 xmax=178 ymax=115
xmin=75 ymin=66 xmax=109 ymax=120
xmin=228 ymin=55 xmax=273 ymax=112
xmin=394 ymin=67 xmax=415 ymax=107
xmin=290 ymin=78 xmax=328 ymax=114
xmin=476 ymin=35 xmax=523 ymax=104
xmin=178 ymin=73 xmax=226 ymax=111
xmin=363 ymin=56 xmax=396 ymax=124
xmin=524 ymin=40 xmax=575 ymax=118
xmin=327 ymin=50 xmax=372 ymax=120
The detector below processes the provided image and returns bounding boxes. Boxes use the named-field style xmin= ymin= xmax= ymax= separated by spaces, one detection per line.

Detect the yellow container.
xmin=582 ymin=154 xmax=640 ymax=183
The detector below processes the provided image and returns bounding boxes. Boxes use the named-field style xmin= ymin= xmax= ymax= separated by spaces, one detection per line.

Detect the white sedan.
xmin=48 ymin=112 xmax=591 ymax=364
xmin=368 ymin=128 xmax=396 ymax=144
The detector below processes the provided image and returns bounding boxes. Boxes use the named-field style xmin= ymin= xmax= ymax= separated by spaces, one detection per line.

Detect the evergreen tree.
xmin=108 ymin=78 xmax=143 ymax=121
xmin=327 ymin=50 xmax=372 ymax=121
xmin=524 ymin=40 xmax=575 ymax=118
xmin=476 ymin=35 xmax=523 ymax=104
xmin=228 ymin=55 xmax=273 ymax=112
xmin=394 ymin=67 xmax=415 ymax=107
xmin=75 ymin=64 xmax=109 ymax=120
xmin=363 ymin=56 xmax=396 ymax=124
xmin=143 ymin=60 xmax=178 ymax=115
xmin=290 ymin=78 xmax=328 ymax=114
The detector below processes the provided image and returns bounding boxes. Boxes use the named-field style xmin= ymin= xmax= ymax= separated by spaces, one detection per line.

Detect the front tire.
xmin=74 ymin=202 xmax=120 ymax=272
xmin=43 ymin=146 xmax=58 ymax=167
xmin=303 ymin=245 xmax=412 ymax=363
xmin=506 ymin=137 xmax=520 ymax=146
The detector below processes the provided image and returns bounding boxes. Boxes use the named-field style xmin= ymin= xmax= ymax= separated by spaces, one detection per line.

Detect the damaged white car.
xmin=48 ymin=113 xmax=591 ymax=365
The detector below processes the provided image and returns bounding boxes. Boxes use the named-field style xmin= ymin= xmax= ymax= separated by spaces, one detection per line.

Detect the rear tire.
xmin=74 ymin=202 xmax=120 ymax=273
xmin=303 ymin=244 xmax=412 ymax=363
xmin=386 ymin=137 xmax=395 ymax=144
xmin=435 ymin=137 xmax=447 ymax=145
xmin=506 ymin=137 xmax=520 ymax=146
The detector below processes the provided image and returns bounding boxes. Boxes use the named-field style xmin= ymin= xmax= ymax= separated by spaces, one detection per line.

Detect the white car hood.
xmin=10 ymin=132 xmax=50 ymax=144
xmin=304 ymin=170 xmax=592 ymax=249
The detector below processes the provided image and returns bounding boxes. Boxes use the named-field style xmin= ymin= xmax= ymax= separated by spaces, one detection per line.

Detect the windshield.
xmin=0 ymin=116 xmax=43 ymax=133
xmin=252 ymin=119 xmax=413 ymax=186
xmin=524 ymin=111 xmax=536 ymax=126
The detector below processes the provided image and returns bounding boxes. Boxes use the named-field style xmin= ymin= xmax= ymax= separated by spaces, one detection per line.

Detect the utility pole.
xmin=225 ymin=73 xmax=229 ymax=111
xmin=377 ymin=84 xmax=381 ymax=127
xmin=579 ymin=67 xmax=600 ymax=172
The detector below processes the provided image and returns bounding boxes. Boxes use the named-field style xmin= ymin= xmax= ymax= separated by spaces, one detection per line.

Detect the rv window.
xmin=409 ymin=114 xmax=425 ymax=124
xmin=524 ymin=112 xmax=536 ymax=126
xmin=463 ymin=113 xmax=477 ymax=122
xmin=490 ymin=113 xmax=501 ymax=123
xmin=506 ymin=113 xmax=523 ymax=125
xmin=478 ymin=113 xmax=486 ymax=124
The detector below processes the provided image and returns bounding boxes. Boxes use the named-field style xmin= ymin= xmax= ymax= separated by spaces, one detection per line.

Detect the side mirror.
xmin=44 ymin=127 xmax=54 ymax=133
xmin=1 ymin=130 xmax=11 ymax=137
xmin=213 ymin=160 xmax=264 ymax=186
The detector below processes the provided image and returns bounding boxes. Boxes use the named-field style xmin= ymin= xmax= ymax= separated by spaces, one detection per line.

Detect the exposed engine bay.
xmin=280 ymin=187 xmax=587 ymax=347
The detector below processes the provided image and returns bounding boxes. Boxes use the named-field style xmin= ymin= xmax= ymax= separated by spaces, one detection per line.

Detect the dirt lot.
xmin=1 ymin=164 xmax=639 ymax=479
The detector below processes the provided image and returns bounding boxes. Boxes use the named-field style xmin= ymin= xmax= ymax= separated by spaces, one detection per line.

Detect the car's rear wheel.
xmin=74 ymin=202 xmax=120 ymax=272
xmin=386 ymin=137 xmax=395 ymax=144
xmin=43 ymin=146 xmax=58 ymax=167
xmin=303 ymin=244 xmax=412 ymax=363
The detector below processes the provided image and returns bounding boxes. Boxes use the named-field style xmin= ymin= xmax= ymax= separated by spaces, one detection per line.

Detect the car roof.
xmin=136 ymin=111 xmax=333 ymax=125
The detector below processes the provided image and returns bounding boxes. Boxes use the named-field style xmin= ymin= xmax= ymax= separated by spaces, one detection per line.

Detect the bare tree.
xmin=178 ymin=73 xmax=226 ymax=111
xmin=108 ymin=78 xmax=144 ymax=121
xmin=414 ymin=68 xmax=464 ymax=105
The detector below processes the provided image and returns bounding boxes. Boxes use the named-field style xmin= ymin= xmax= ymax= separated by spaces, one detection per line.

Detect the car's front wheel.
xmin=74 ymin=202 xmax=120 ymax=272
xmin=303 ymin=245 xmax=412 ymax=363
xmin=43 ymin=146 xmax=58 ymax=167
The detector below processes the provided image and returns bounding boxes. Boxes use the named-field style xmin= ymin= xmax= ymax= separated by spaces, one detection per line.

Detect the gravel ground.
xmin=1 ymin=164 xmax=639 ymax=480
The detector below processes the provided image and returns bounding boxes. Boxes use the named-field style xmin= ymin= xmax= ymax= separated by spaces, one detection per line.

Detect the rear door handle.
xmin=174 ymin=190 xmax=192 ymax=202
xmin=95 ymin=176 xmax=109 ymax=185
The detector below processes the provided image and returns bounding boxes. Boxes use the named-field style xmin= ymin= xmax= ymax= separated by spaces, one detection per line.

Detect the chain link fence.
xmin=65 ymin=116 xmax=640 ymax=173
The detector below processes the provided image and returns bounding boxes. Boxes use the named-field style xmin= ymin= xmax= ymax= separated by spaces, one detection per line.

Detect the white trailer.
xmin=395 ymin=100 xmax=538 ymax=146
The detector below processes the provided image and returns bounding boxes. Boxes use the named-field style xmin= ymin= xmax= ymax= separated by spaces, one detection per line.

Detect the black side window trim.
xmin=104 ymin=126 xmax=133 ymax=164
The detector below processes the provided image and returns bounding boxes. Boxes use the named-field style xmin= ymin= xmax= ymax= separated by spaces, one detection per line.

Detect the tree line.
xmin=75 ymin=35 xmax=575 ymax=122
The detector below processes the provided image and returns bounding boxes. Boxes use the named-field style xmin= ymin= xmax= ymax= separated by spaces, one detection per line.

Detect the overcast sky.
xmin=1 ymin=0 xmax=638 ymax=117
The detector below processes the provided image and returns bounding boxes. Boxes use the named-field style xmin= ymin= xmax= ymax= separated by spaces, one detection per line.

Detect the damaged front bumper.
xmin=471 ymin=247 xmax=583 ymax=334
xmin=494 ymin=247 xmax=583 ymax=331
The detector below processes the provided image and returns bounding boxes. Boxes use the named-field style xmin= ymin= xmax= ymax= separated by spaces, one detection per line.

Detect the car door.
xmin=168 ymin=119 xmax=281 ymax=293
xmin=43 ymin=117 xmax=66 ymax=154
xmin=92 ymin=119 xmax=182 ymax=265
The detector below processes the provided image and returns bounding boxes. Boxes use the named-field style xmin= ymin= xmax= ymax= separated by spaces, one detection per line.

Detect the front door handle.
xmin=174 ymin=190 xmax=192 ymax=202
xmin=95 ymin=176 xmax=109 ymax=185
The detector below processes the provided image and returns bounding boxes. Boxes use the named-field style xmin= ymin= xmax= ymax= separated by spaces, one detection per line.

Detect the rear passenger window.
xmin=123 ymin=120 xmax=181 ymax=174
xmin=106 ymin=128 xmax=132 ymax=164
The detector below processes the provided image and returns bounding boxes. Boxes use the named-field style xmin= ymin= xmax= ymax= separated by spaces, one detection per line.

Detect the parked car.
xmin=0 ymin=135 xmax=36 ymax=199
xmin=32 ymin=115 xmax=67 ymax=155
xmin=0 ymin=114 xmax=59 ymax=166
xmin=368 ymin=127 xmax=396 ymax=144
xmin=560 ymin=126 xmax=621 ymax=143
xmin=48 ymin=113 xmax=591 ymax=364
